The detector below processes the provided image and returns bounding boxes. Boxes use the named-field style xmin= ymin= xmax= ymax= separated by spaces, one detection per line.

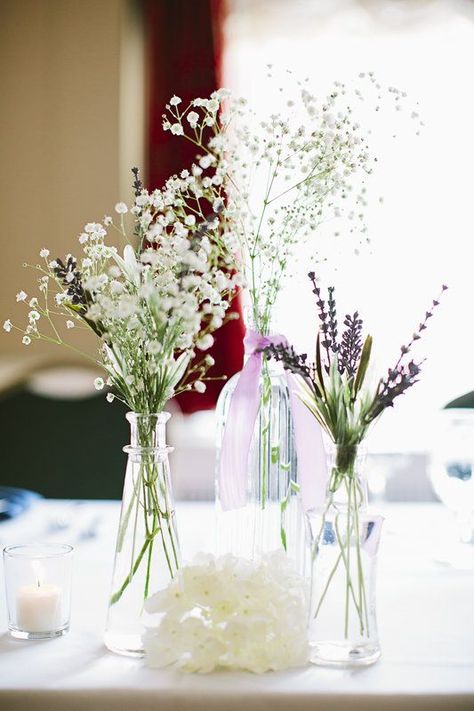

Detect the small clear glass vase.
xmin=306 ymin=444 xmax=383 ymax=667
xmin=215 ymin=356 xmax=305 ymax=572
xmin=104 ymin=412 xmax=180 ymax=657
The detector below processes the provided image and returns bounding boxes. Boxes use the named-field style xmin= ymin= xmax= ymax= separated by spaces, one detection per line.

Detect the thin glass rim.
xmin=3 ymin=543 xmax=74 ymax=560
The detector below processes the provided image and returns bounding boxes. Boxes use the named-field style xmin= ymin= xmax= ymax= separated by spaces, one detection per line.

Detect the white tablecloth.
xmin=0 ymin=500 xmax=473 ymax=711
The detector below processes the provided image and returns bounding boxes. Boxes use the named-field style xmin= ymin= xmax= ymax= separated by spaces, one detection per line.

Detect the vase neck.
xmin=243 ymin=304 xmax=274 ymax=339
xmin=126 ymin=411 xmax=170 ymax=449
xmin=327 ymin=444 xmax=368 ymax=509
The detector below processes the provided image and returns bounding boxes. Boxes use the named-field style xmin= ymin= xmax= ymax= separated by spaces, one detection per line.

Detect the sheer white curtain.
xmin=223 ymin=0 xmax=474 ymax=453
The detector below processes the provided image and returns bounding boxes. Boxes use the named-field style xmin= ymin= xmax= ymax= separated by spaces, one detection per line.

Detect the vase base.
xmin=104 ymin=631 xmax=144 ymax=658
xmin=310 ymin=641 xmax=381 ymax=667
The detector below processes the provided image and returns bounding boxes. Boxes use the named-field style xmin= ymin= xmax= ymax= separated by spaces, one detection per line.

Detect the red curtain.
xmin=144 ymin=0 xmax=244 ymax=413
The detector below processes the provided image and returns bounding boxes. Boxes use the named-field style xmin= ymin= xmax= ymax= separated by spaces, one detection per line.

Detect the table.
xmin=0 ymin=500 xmax=473 ymax=711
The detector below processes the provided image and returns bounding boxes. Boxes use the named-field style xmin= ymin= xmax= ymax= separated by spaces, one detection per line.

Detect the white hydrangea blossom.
xmin=143 ymin=551 xmax=310 ymax=674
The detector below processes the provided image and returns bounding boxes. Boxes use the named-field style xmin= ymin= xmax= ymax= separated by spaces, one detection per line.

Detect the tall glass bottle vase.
xmin=306 ymin=444 xmax=383 ymax=667
xmin=215 ymin=354 xmax=305 ymax=572
xmin=104 ymin=412 xmax=180 ymax=657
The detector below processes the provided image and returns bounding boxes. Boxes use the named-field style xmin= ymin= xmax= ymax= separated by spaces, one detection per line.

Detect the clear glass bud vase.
xmin=104 ymin=412 xmax=180 ymax=657
xmin=215 ymin=356 xmax=305 ymax=572
xmin=306 ymin=444 xmax=383 ymax=667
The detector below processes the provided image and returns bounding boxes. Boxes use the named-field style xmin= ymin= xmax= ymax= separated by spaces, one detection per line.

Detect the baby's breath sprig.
xmin=4 ymin=166 xmax=241 ymax=414
xmin=163 ymin=73 xmax=421 ymax=337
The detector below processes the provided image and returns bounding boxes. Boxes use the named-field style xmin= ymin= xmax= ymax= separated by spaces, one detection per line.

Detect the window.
xmin=223 ymin=0 xmax=474 ymax=453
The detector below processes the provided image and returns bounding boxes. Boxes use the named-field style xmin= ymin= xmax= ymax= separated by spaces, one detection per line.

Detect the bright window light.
xmin=223 ymin=0 xmax=474 ymax=453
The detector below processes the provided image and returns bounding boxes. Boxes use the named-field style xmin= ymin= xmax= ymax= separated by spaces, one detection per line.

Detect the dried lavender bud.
xmin=327 ymin=286 xmax=339 ymax=354
xmin=131 ymin=167 xmax=142 ymax=197
xmin=260 ymin=343 xmax=318 ymax=395
xmin=393 ymin=285 xmax=446 ymax=370
xmin=308 ymin=272 xmax=331 ymax=370
xmin=339 ymin=311 xmax=363 ymax=378
xmin=370 ymin=358 xmax=423 ymax=420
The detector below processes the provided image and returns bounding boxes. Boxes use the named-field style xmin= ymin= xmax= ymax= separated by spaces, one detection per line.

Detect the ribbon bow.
xmin=218 ymin=329 xmax=327 ymax=512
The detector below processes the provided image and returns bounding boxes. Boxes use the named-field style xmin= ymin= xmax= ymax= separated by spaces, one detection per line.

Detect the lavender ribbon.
xmin=218 ymin=329 xmax=328 ymax=512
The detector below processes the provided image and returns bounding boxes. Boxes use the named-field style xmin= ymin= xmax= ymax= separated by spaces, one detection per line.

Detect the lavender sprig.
xmin=263 ymin=275 xmax=446 ymax=446
xmin=131 ymin=167 xmax=142 ymax=197
xmin=263 ymin=343 xmax=314 ymax=386
xmin=53 ymin=257 xmax=86 ymax=307
xmin=339 ymin=311 xmax=363 ymax=378
xmin=393 ymin=285 xmax=448 ymax=370
xmin=371 ymin=360 xmax=422 ymax=419
xmin=327 ymin=286 xmax=338 ymax=355
xmin=308 ymin=271 xmax=331 ymax=371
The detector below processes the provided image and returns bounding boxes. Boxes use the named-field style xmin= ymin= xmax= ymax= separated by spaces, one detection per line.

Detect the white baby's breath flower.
xmin=66 ymin=320 xmax=75 ymax=329
xmin=78 ymin=233 xmax=88 ymax=244
xmin=144 ymin=551 xmax=309 ymax=674
xmin=106 ymin=392 xmax=115 ymax=403
xmin=39 ymin=248 xmax=50 ymax=258
xmin=187 ymin=111 xmax=199 ymax=128
xmin=193 ymin=381 xmax=206 ymax=393
xmin=204 ymin=355 xmax=215 ymax=366
xmin=28 ymin=310 xmax=40 ymax=322
xmin=169 ymin=95 xmax=182 ymax=106
xmin=16 ymin=291 xmax=27 ymax=302
xmin=3 ymin=319 xmax=12 ymax=333
xmin=22 ymin=335 xmax=31 ymax=346
xmin=114 ymin=202 xmax=128 ymax=215
xmin=94 ymin=377 xmax=105 ymax=391
xmin=196 ymin=334 xmax=214 ymax=351
xmin=28 ymin=297 xmax=38 ymax=308
xmin=184 ymin=214 xmax=196 ymax=226
xmin=103 ymin=215 xmax=112 ymax=226
xmin=170 ymin=123 xmax=184 ymax=136
xmin=84 ymin=222 xmax=101 ymax=234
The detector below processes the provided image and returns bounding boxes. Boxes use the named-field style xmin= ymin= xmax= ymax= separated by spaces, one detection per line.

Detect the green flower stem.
xmin=334 ymin=511 xmax=364 ymax=628
xmin=312 ymin=458 xmax=369 ymax=639
xmin=110 ymin=423 xmax=180 ymax=606
xmin=344 ymin=478 xmax=352 ymax=638
xmin=110 ymin=538 xmax=151 ymax=606
xmin=144 ymin=512 xmax=157 ymax=600
xmin=260 ymin=359 xmax=272 ymax=510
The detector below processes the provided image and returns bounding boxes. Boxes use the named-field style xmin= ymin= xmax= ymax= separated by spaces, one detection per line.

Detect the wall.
xmin=0 ymin=0 xmax=144 ymax=364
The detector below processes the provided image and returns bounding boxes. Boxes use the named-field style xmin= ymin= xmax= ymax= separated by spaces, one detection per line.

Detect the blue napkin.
xmin=0 ymin=487 xmax=42 ymax=522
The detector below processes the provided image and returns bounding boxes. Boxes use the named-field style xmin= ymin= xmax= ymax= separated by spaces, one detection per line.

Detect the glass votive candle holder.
xmin=3 ymin=543 xmax=73 ymax=639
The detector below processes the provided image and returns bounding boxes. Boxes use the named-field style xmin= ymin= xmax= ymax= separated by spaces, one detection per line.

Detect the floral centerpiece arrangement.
xmin=163 ymin=75 xmax=422 ymax=566
xmin=261 ymin=273 xmax=446 ymax=665
xmin=4 ymin=163 xmax=240 ymax=655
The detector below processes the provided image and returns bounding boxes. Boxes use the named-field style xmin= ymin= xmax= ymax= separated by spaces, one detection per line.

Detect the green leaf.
xmin=271 ymin=445 xmax=280 ymax=464
xmin=280 ymin=526 xmax=288 ymax=551
xmin=354 ymin=334 xmax=372 ymax=397
xmin=315 ymin=333 xmax=326 ymax=395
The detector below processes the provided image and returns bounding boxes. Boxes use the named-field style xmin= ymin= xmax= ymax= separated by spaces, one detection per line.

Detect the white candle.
xmin=16 ymin=582 xmax=63 ymax=632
